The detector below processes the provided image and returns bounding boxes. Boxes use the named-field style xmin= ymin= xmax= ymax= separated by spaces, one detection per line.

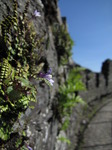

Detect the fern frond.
xmin=1 ymin=16 xmax=15 ymax=42
xmin=0 ymin=59 xmax=15 ymax=86
xmin=15 ymin=62 xmax=29 ymax=79
xmin=13 ymin=0 xmax=18 ymax=19
xmin=31 ymin=63 xmax=44 ymax=78
xmin=23 ymin=0 xmax=30 ymax=20
xmin=37 ymin=77 xmax=52 ymax=87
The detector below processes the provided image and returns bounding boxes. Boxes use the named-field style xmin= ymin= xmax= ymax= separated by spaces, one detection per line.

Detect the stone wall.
xmin=73 ymin=59 xmax=112 ymax=150
xmin=0 ymin=0 xmax=112 ymax=150
xmin=0 ymin=0 xmax=63 ymax=150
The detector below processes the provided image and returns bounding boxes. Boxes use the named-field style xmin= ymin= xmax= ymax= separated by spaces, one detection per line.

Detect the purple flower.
xmin=47 ymin=68 xmax=52 ymax=74
xmin=27 ymin=146 xmax=33 ymax=150
xmin=39 ymin=68 xmax=54 ymax=86
xmin=34 ymin=10 xmax=41 ymax=17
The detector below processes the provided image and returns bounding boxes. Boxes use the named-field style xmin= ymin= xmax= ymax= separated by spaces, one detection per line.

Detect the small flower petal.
xmin=47 ymin=78 xmax=54 ymax=86
xmin=39 ymin=72 xmax=45 ymax=78
xmin=27 ymin=146 xmax=33 ymax=150
xmin=34 ymin=10 xmax=41 ymax=17
xmin=45 ymin=74 xmax=52 ymax=79
xmin=47 ymin=68 xmax=52 ymax=74
xmin=38 ymin=68 xmax=54 ymax=86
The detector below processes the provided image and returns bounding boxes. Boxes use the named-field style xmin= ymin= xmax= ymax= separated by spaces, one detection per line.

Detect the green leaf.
xmin=58 ymin=136 xmax=71 ymax=145
xmin=33 ymin=63 xmax=44 ymax=75
xmin=6 ymin=86 xmax=13 ymax=94
xmin=75 ymin=96 xmax=86 ymax=104
xmin=0 ymin=127 xmax=10 ymax=140
xmin=15 ymin=76 xmax=30 ymax=87
xmin=38 ymin=78 xmax=52 ymax=87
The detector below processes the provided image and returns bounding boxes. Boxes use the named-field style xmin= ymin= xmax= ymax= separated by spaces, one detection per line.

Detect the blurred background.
xmin=59 ymin=0 xmax=112 ymax=72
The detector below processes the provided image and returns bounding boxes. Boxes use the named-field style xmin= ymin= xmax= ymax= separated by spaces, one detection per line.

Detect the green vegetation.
xmin=52 ymin=24 xmax=74 ymax=65
xmin=0 ymin=0 xmax=50 ymax=148
xmin=58 ymin=136 xmax=71 ymax=145
xmin=58 ymin=68 xmax=85 ymax=121
xmin=15 ymin=138 xmax=23 ymax=148
xmin=58 ymin=68 xmax=86 ymax=144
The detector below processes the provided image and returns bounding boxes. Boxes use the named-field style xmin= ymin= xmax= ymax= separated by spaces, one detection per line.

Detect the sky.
xmin=58 ymin=0 xmax=112 ymax=72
